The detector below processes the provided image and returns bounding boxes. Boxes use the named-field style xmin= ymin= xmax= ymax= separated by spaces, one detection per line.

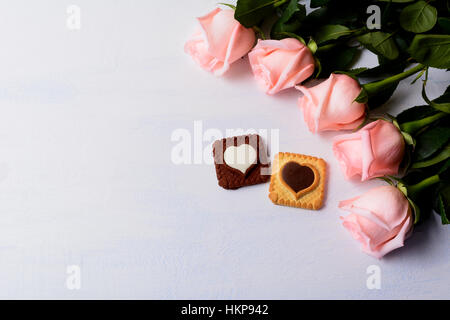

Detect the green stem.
xmin=274 ymin=0 xmax=288 ymax=8
xmin=363 ymin=64 xmax=426 ymax=96
xmin=218 ymin=3 xmax=236 ymax=10
xmin=316 ymin=43 xmax=337 ymax=53
xmin=407 ymin=174 xmax=440 ymax=197
xmin=400 ymin=112 xmax=447 ymax=134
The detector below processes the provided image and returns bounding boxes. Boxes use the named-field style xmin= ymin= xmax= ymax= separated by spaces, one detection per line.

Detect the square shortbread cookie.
xmin=269 ymin=152 xmax=327 ymax=210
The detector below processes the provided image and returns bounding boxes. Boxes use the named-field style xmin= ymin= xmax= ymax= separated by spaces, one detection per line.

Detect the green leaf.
xmin=368 ymin=82 xmax=399 ymax=109
xmin=413 ymin=125 xmax=450 ymax=161
xmin=235 ymin=0 xmax=287 ymax=28
xmin=399 ymin=1 xmax=437 ymax=33
xmin=401 ymin=131 xmax=416 ymax=147
xmin=438 ymin=17 xmax=450 ymax=34
xmin=435 ymin=184 xmax=450 ymax=225
xmin=362 ymin=64 xmax=425 ymax=107
xmin=437 ymin=193 xmax=450 ymax=224
xmin=396 ymin=105 xmax=440 ymax=124
xmin=271 ymin=0 xmax=306 ymax=38
xmin=355 ymin=88 xmax=369 ymax=104
xmin=307 ymin=38 xmax=318 ymax=54
xmin=398 ymin=182 xmax=409 ymax=197
xmin=412 ymin=144 xmax=450 ymax=169
xmin=315 ymin=24 xmax=351 ymax=45
xmin=358 ymin=32 xmax=399 ymax=60
xmin=316 ymin=45 xmax=358 ymax=77
xmin=408 ymin=197 xmax=421 ymax=224
xmin=314 ymin=57 xmax=322 ymax=78
xmin=409 ymin=34 xmax=450 ymax=69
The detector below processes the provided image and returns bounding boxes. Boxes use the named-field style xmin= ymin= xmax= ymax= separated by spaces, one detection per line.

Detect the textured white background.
xmin=0 ymin=0 xmax=448 ymax=299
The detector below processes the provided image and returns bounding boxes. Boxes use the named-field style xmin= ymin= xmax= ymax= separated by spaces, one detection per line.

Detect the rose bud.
xmin=184 ymin=8 xmax=256 ymax=76
xmin=339 ymin=186 xmax=413 ymax=259
xmin=295 ymin=74 xmax=366 ymax=133
xmin=332 ymin=120 xmax=405 ymax=181
xmin=248 ymin=38 xmax=315 ymax=95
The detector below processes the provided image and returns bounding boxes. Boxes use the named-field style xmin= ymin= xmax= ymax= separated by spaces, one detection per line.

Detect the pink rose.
xmin=333 ymin=120 xmax=405 ymax=181
xmin=248 ymin=38 xmax=315 ymax=95
xmin=339 ymin=186 xmax=413 ymax=259
xmin=296 ymin=74 xmax=366 ymax=133
xmin=184 ymin=8 xmax=255 ymax=76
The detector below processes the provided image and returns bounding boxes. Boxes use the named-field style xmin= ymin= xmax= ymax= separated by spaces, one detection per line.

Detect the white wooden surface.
xmin=0 ymin=0 xmax=448 ymax=299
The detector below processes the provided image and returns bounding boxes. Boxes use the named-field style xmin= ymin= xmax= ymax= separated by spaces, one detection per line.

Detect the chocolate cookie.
xmin=213 ymin=134 xmax=270 ymax=189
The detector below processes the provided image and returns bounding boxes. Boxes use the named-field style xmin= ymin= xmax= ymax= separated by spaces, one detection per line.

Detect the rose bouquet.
xmin=185 ymin=0 xmax=449 ymax=258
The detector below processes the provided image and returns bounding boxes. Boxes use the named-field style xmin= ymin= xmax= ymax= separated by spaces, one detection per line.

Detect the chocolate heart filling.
xmin=281 ymin=162 xmax=315 ymax=193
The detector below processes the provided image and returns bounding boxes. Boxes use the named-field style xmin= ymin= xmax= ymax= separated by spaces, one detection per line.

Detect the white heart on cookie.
xmin=223 ymin=144 xmax=257 ymax=174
